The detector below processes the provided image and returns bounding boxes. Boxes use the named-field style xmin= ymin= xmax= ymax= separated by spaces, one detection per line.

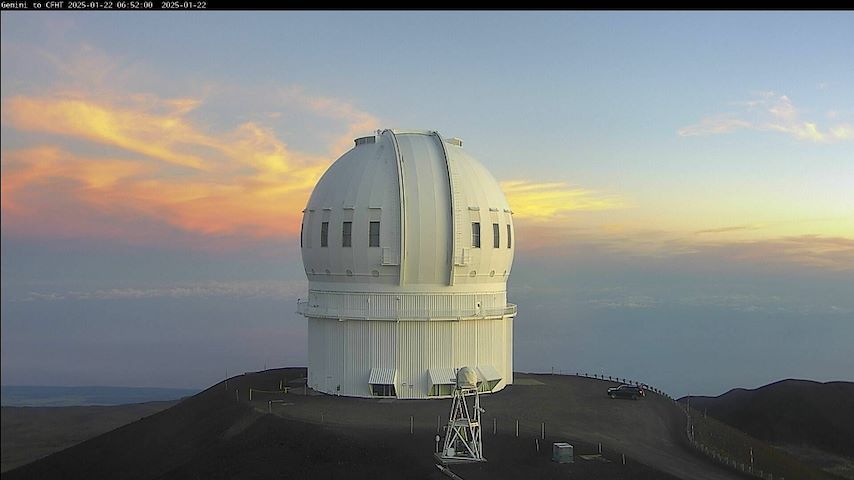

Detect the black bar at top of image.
xmin=8 ymin=3 xmax=461 ymax=10
xmin=1 ymin=5 xmax=797 ymax=11
xmin=3 ymin=5 xmax=843 ymax=15
xmin=0 ymin=0 xmax=352 ymax=10
xmin=0 ymin=2 xmax=522 ymax=10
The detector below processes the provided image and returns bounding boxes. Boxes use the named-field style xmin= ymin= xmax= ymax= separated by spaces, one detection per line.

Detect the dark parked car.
xmin=607 ymin=384 xmax=645 ymax=400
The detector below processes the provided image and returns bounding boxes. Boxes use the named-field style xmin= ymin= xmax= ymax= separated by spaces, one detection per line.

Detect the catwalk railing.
xmin=296 ymin=300 xmax=517 ymax=320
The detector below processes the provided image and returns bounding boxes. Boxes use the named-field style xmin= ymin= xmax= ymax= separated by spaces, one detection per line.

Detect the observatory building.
xmin=298 ymin=129 xmax=516 ymax=399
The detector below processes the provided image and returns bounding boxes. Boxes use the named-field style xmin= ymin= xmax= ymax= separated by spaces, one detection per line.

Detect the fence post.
xmin=493 ymin=417 xmax=497 ymax=435
xmin=410 ymin=416 xmax=413 ymax=435
xmin=541 ymin=422 xmax=545 ymax=439
xmin=515 ymin=419 xmax=519 ymax=437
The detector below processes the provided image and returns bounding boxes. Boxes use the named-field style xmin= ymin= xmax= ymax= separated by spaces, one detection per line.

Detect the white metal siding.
xmin=306 ymin=314 xmax=514 ymax=399
xmin=303 ymin=290 xmax=509 ymax=319
xmin=506 ymin=316 xmax=514 ymax=386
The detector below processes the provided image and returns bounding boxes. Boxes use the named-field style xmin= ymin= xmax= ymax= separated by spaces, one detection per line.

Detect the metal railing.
xmin=297 ymin=300 xmax=516 ymax=320
xmin=573 ymin=372 xmax=779 ymax=480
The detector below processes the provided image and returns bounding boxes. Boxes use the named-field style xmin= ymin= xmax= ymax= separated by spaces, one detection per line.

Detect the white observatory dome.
xmin=298 ymin=129 xmax=516 ymax=399
xmin=301 ymin=129 xmax=514 ymax=289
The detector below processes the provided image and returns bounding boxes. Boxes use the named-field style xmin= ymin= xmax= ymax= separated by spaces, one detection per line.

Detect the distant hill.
xmin=1 ymin=401 xmax=176 ymax=472
xmin=1 ymin=386 xmax=199 ymax=407
xmin=681 ymin=379 xmax=854 ymax=458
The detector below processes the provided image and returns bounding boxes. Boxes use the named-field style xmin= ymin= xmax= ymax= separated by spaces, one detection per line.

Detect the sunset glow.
xmin=2 ymin=12 xmax=852 ymax=395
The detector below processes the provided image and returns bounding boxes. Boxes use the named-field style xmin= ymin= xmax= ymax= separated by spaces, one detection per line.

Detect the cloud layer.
xmin=1 ymin=43 xmax=630 ymax=250
xmin=501 ymin=180 xmax=626 ymax=220
xmin=1 ymin=46 xmax=380 ymax=245
xmin=679 ymin=91 xmax=853 ymax=143
xmin=520 ymin=219 xmax=854 ymax=272
xmin=2 ymin=44 xmax=850 ymax=275
xmin=13 ymin=280 xmax=306 ymax=303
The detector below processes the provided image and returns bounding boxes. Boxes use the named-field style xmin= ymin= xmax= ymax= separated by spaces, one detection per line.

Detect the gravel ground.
xmin=5 ymin=368 xmax=744 ymax=479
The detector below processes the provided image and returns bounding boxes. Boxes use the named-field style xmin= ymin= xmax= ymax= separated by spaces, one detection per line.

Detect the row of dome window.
xmin=300 ymin=221 xmax=512 ymax=249
xmin=305 ymin=268 xmax=508 ymax=277
xmin=472 ymin=222 xmax=512 ymax=249
xmin=301 ymin=221 xmax=380 ymax=248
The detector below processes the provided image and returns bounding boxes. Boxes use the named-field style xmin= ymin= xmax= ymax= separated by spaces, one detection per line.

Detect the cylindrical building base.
xmin=306 ymin=315 xmax=514 ymax=399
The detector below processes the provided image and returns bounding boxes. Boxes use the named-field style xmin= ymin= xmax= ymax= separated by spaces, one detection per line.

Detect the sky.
xmin=1 ymin=11 xmax=852 ymax=397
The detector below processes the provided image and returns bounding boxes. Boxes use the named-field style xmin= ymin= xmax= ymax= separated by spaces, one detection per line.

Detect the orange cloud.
xmin=1 ymin=89 xmax=378 ymax=245
xmin=2 ymin=146 xmax=152 ymax=215
xmin=4 ymin=95 xmax=213 ymax=170
xmin=500 ymin=180 xmax=626 ymax=220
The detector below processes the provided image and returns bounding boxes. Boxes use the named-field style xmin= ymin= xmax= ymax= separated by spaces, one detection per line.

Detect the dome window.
xmin=342 ymin=221 xmax=352 ymax=247
xmin=472 ymin=222 xmax=481 ymax=248
xmin=354 ymin=136 xmax=376 ymax=146
xmin=369 ymin=221 xmax=380 ymax=247
xmin=507 ymin=224 xmax=512 ymax=249
xmin=493 ymin=223 xmax=500 ymax=248
xmin=320 ymin=222 xmax=329 ymax=247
